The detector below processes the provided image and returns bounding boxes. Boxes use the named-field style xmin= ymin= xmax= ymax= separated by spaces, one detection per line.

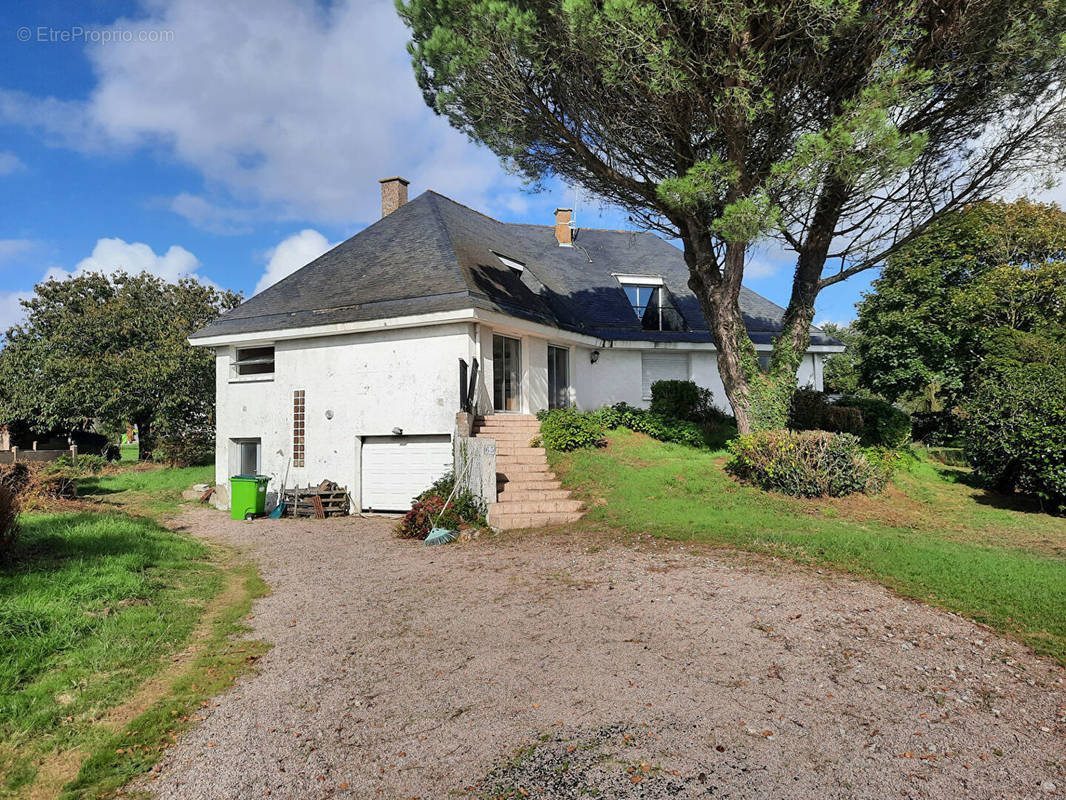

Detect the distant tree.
xmin=964 ymin=324 xmax=1066 ymax=512
xmin=818 ymin=323 xmax=863 ymax=396
xmin=400 ymin=0 xmax=1066 ymax=432
xmin=0 ymin=272 xmax=240 ymax=461
xmin=856 ymin=200 xmax=1066 ymax=410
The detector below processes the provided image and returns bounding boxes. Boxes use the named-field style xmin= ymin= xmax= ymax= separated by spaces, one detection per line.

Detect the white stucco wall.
xmin=214 ymin=323 xmax=472 ymax=507
xmin=211 ymin=315 xmax=828 ymax=509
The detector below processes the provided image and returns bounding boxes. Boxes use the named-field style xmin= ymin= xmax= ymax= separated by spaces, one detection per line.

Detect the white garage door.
xmin=361 ymin=435 xmax=452 ymax=511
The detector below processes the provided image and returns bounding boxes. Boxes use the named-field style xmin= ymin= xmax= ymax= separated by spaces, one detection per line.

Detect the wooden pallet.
xmin=281 ymin=486 xmax=350 ymax=518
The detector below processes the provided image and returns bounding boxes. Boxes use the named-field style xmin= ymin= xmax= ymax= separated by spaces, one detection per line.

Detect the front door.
xmin=493 ymin=335 xmax=522 ymax=411
xmin=547 ymin=345 xmax=570 ymax=409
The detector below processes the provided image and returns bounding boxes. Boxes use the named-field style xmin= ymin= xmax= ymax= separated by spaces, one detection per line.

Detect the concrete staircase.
xmin=474 ymin=414 xmax=584 ymax=530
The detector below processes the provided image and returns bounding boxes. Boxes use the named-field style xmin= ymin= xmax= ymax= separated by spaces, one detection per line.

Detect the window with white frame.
xmin=232 ymin=438 xmax=261 ymax=475
xmin=233 ymin=346 xmax=275 ymax=377
xmin=615 ymin=274 xmax=685 ymax=332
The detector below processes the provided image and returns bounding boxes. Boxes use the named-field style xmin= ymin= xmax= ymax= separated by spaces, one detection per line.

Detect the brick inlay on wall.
xmin=293 ymin=390 xmax=305 ymax=467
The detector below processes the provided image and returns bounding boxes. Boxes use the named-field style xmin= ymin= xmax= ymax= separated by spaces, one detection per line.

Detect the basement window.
xmin=492 ymin=251 xmax=525 ymax=274
xmin=232 ymin=438 xmax=261 ymax=475
xmin=234 ymin=346 xmax=275 ymax=377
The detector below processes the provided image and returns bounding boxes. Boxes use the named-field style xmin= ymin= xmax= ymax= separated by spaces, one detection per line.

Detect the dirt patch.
xmin=18 ymin=541 xmax=253 ymax=799
xmin=143 ymin=509 xmax=1066 ymax=800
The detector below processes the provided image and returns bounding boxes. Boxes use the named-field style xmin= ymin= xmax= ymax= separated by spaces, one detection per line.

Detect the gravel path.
xmin=143 ymin=509 xmax=1066 ymax=800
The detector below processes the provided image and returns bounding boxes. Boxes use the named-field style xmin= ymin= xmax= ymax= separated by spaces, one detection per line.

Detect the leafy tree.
xmin=964 ymin=326 xmax=1066 ymax=513
xmin=0 ymin=272 xmax=240 ymax=461
xmin=399 ymin=0 xmax=1066 ymax=432
xmin=856 ymin=200 xmax=1066 ymax=410
xmin=818 ymin=323 xmax=863 ymax=396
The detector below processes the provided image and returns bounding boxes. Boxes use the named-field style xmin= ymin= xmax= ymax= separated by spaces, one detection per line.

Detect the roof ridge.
xmin=423 ymin=189 xmax=508 ymax=226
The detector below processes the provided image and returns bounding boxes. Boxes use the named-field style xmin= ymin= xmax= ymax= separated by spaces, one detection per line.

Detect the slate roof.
xmin=192 ymin=190 xmax=840 ymax=347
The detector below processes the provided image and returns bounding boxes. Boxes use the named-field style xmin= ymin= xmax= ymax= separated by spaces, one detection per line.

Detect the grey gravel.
xmin=141 ymin=509 xmax=1066 ymax=800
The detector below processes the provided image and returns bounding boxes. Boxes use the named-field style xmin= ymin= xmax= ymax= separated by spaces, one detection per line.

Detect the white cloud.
xmin=0 ymin=151 xmax=24 ymax=175
xmin=814 ymin=318 xmax=854 ymax=329
xmin=0 ymin=0 xmax=522 ymax=226
xmin=168 ymin=192 xmax=255 ymax=235
xmin=0 ymin=239 xmax=36 ymax=263
xmin=255 ymin=229 xmax=335 ymax=294
xmin=46 ymin=237 xmax=204 ymax=283
xmin=0 ymin=290 xmax=31 ymax=333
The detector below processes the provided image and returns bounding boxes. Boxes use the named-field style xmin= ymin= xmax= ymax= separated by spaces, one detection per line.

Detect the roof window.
xmin=492 ymin=251 xmax=525 ymax=274
xmin=614 ymin=274 xmax=686 ymax=332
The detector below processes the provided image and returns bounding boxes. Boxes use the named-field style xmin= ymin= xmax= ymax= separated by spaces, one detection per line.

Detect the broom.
xmin=423 ymin=453 xmax=474 ymax=546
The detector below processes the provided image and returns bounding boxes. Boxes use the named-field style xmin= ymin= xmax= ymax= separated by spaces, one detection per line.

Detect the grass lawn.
xmin=77 ymin=463 xmax=214 ymax=518
xmin=553 ymin=429 xmax=1066 ymax=666
xmin=0 ymin=462 xmax=265 ymax=799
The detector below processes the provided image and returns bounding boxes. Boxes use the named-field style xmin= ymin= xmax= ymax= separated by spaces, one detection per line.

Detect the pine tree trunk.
xmin=686 ymin=240 xmax=758 ymax=433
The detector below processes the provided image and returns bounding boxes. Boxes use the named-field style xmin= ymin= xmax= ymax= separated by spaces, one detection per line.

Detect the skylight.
xmin=492 ymin=251 xmax=525 ymax=273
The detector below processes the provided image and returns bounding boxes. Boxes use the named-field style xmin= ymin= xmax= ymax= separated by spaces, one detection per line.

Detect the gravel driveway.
xmin=144 ymin=509 xmax=1066 ymax=800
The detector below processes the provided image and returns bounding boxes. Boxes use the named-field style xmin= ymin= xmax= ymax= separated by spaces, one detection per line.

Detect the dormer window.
xmin=492 ymin=251 xmax=525 ymax=274
xmin=616 ymin=274 xmax=668 ymax=330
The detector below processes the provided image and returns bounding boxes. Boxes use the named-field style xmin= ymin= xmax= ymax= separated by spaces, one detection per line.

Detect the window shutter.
xmin=641 ymin=352 xmax=690 ymax=399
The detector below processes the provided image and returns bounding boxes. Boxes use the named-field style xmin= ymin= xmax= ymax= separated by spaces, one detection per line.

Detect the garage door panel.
xmin=361 ymin=436 xmax=452 ymax=511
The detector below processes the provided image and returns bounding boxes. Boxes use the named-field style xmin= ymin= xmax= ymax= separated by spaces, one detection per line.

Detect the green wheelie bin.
xmin=230 ymin=474 xmax=270 ymax=520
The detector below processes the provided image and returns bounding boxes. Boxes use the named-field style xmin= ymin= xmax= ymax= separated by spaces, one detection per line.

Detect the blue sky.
xmin=0 ymin=0 xmax=1053 ymax=333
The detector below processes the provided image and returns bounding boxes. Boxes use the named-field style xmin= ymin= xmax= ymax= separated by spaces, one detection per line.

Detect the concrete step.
xmin=497 ymin=453 xmax=549 ymax=466
xmin=493 ymin=446 xmax=546 ymax=457
xmin=498 ymin=478 xmax=562 ymax=492
xmin=489 ymin=510 xmax=584 ymax=530
xmin=497 ymin=468 xmax=554 ymax=482
xmin=478 ymin=437 xmax=542 ymax=448
xmin=495 ymin=451 xmax=546 ymax=461
xmin=475 ymin=415 xmax=536 ymax=423
xmin=496 ymin=488 xmax=573 ymax=502
xmin=490 ymin=499 xmax=584 ymax=515
xmin=475 ymin=426 xmax=541 ymax=436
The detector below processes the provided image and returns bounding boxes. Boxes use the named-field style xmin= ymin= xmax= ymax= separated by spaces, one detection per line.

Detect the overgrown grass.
xmin=0 ymin=459 xmax=266 ymax=798
xmin=77 ymin=463 xmax=213 ymax=517
xmin=553 ymin=429 xmax=1066 ymax=666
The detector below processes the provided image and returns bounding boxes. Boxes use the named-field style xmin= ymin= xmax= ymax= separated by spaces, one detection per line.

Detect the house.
xmin=190 ymin=178 xmax=843 ymax=519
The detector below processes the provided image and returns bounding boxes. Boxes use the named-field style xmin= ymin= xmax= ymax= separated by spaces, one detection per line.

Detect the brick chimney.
xmin=379 ymin=176 xmax=410 ymax=218
xmin=554 ymin=207 xmax=573 ymax=246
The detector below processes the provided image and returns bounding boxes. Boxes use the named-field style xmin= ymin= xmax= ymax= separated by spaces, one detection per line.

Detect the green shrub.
xmin=396 ymin=471 xmax=486 ymax=539
xmin=823 ymin=405 xmax=864 ymax=435
xmin=789 ymin=387 xmax=829 ymax=431
xmin=726 ymin=430 xmax=890 ymax=498
xmin=0 ymin=484 xmax=18 ymax=561
xmin=54 ymin=453 xmax=108 ymax=474
xmin=789 ymin=389 xmax=864 ymax=436
xmin=598 ymin=403 xmax=708 ymax=448
xmin=535 ymin=407 xmax=606 ymax=451
xmin=964 ymin=363 xmax=1066 ymax=512
xmin=414 ymin=470 xmax=485 ymax=524
xmin=650 ymin=379 xmax=732 ymax=424
xmin=833 ymin=396 xmax=911 ymax=448
xmin=911 ymin=410 xmax=965 ymax=446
